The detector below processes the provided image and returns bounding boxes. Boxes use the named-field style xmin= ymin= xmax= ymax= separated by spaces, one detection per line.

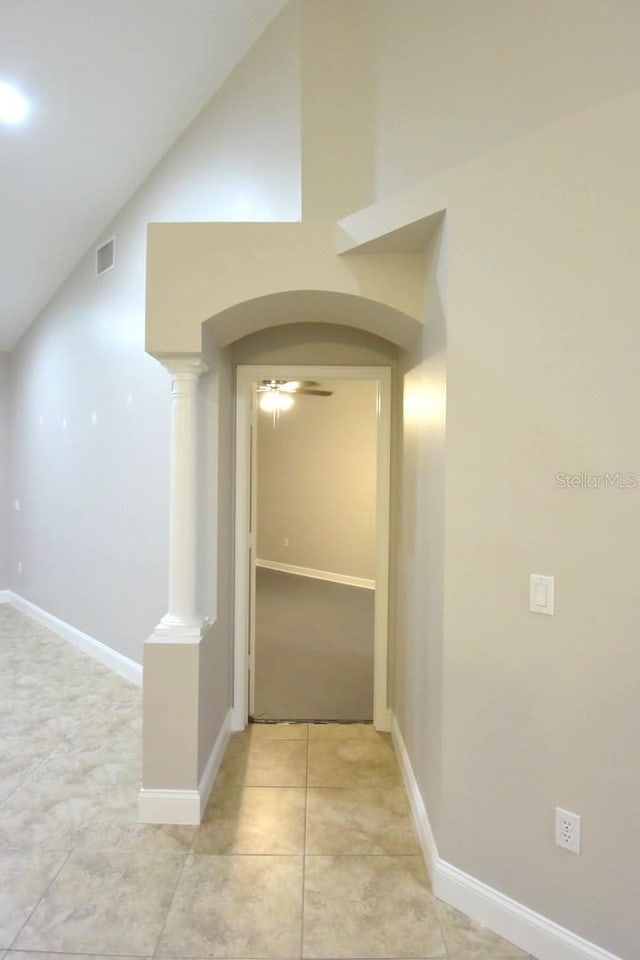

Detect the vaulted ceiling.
xmin=0 ymin=0 xmax=289 ymax=349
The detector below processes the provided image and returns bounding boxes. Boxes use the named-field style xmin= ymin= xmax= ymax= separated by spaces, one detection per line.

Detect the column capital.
xmin=158 ymin=353 xmax=210 ymax=380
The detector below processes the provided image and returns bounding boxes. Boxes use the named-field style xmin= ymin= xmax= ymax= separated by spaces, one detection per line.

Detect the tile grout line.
xmin=0 ymin=747 xmax=58 ymax=808
xmin=5 ymin=952 xmax=152 ymax=958
xmin=300 ymin=724 xmax=310 ymax=960
xmin=6 ymin=846 xmax=75 ymax=951
xmin=389 ymin=737 xmax=452 ymax=960
xmin=437 ymin=899 xmax=452 ymax=960
xmin=150 ymin=849 xmax=190 ymax=960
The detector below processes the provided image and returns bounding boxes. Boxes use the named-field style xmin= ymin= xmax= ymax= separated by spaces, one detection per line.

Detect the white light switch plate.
xmin=530 ymin=574 xmax=554 ymax=615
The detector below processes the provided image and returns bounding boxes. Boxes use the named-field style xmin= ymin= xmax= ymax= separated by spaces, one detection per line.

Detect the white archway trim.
xmin=233 ymin=364 xmax=392 ymax=732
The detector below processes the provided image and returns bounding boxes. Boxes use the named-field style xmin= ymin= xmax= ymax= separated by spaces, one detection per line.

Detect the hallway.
xmin=1 ymin=605 xmax=530 ymax=959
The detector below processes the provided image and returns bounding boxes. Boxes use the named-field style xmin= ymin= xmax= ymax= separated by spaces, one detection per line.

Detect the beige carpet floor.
xmin=254 ymin=568 xmax=374 ymax=721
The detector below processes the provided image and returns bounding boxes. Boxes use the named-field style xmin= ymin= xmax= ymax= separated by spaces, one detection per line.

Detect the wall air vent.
xmin=96 ymin=237 xmax=115 ymax=277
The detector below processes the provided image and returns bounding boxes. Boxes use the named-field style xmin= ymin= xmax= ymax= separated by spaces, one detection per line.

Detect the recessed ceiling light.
xmin=0 ymin=81 xmax=29 ymax=124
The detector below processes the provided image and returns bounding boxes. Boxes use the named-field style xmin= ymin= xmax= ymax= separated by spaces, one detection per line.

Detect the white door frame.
xmin=232 ymin=364 xmax=392 ymax=732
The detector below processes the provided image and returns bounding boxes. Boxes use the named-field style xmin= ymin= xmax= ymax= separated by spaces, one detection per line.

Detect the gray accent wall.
xmin=0 ymin=353 xmax=9 ymax=588
xmin=6 ymin=4 xmax=301 ymax=664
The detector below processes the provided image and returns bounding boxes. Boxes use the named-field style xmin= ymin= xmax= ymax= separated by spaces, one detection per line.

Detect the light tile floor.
xmin=1 ymin=605 xmax=534 ymax=959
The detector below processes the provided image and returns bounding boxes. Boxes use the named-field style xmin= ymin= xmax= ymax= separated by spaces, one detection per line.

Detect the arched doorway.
xmin=226 ymin=320 xmax=402 ymax=732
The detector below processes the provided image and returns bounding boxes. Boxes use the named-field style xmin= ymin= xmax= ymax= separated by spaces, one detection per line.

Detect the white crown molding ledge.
xmin=390 ymin=713 xmax=624 ymax=960
xmin=138 ymin=708 xmax=231 ymax=825
xmin=2 ymin=591 xmax=142 ymax=686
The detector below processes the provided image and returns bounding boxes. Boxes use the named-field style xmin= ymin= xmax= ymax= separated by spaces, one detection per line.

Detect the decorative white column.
xmin=155 ymin=355 xmax=208 ymax=638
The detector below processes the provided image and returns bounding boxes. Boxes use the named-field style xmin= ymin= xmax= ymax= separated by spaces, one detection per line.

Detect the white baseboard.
xmin=138 ymin=708 xmax=231 ymax=826
xmin=230 ymin=705 xmax=246 ymax=732
xmin=390 ymin=713 xmax=438 ymax=876
xmin=256 ymin=558 xmax=375 ymax=590
xmin=3 ymin=591 xmax=142 ymax=687
xmin=196 ymin=707 xmax=232 ymax=813
xmin=435 ymin=861 xmax=623 ymax=960
xmin=390 ymin=713 xmax=623 ymax=960
xmin=136 ymin=787 xmax=202 ymax=825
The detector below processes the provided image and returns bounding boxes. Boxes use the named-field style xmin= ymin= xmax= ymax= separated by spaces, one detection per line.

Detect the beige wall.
xmin=232 ymin=323 xmax=400 ymax=371
xmin=436 ymin=87 xmax=640 ymax=956
xmin=371 ymin=0 xmax=640 ymax=198
xmin=142 ymin=642 xmax=200 ymax=789
xmin=394 ymin=224 xmax=447 ymax=837
xmin=301 ymin=0 xmax=375 ymax=218
xmin=197 ymin=333 xmax=236 ymax=781
xmin=257 ymin=379 xmax=378 ymax=580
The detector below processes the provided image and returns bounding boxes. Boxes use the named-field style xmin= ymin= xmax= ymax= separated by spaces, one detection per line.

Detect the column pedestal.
xmin=140 ymin=352 xmax=211 ymax=824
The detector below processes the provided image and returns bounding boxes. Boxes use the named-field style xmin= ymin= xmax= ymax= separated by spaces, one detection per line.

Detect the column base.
xmin=151 ymin=614 xmax=210 ymax=642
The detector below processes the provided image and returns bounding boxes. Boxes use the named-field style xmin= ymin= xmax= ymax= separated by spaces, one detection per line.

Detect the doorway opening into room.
xmin=233 ymin=365 xmax=391 ymax=732
xmin=254 ymin=376 xmax=377 ymax=722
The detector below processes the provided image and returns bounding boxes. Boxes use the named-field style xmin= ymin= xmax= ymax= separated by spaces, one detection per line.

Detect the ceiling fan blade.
xmin=280 ymin=379 xmax=320 ymax=392
xmin=256 ymin=379 xmax=328 ymax=395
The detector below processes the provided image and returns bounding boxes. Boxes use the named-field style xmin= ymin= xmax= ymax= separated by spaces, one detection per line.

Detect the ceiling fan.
xmin=257 ymin=379 xmax=332 ymax=397
xmin=256 ymin=379 xmax=333 ymax=417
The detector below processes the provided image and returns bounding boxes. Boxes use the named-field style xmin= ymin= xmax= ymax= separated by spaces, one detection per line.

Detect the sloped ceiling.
xmin=0 ymin=0 xmax=289 ymax=349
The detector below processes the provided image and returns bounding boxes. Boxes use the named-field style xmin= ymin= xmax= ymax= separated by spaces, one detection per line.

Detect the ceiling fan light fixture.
xmin=259 ymin=390 xmax=294 ymax=413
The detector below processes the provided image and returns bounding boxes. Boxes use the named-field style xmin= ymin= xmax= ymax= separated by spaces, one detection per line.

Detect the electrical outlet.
xmin=17 ymin=561 xmax=22 ymax=575
xmin=555 ymin=807 xmax=581 ymax=854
